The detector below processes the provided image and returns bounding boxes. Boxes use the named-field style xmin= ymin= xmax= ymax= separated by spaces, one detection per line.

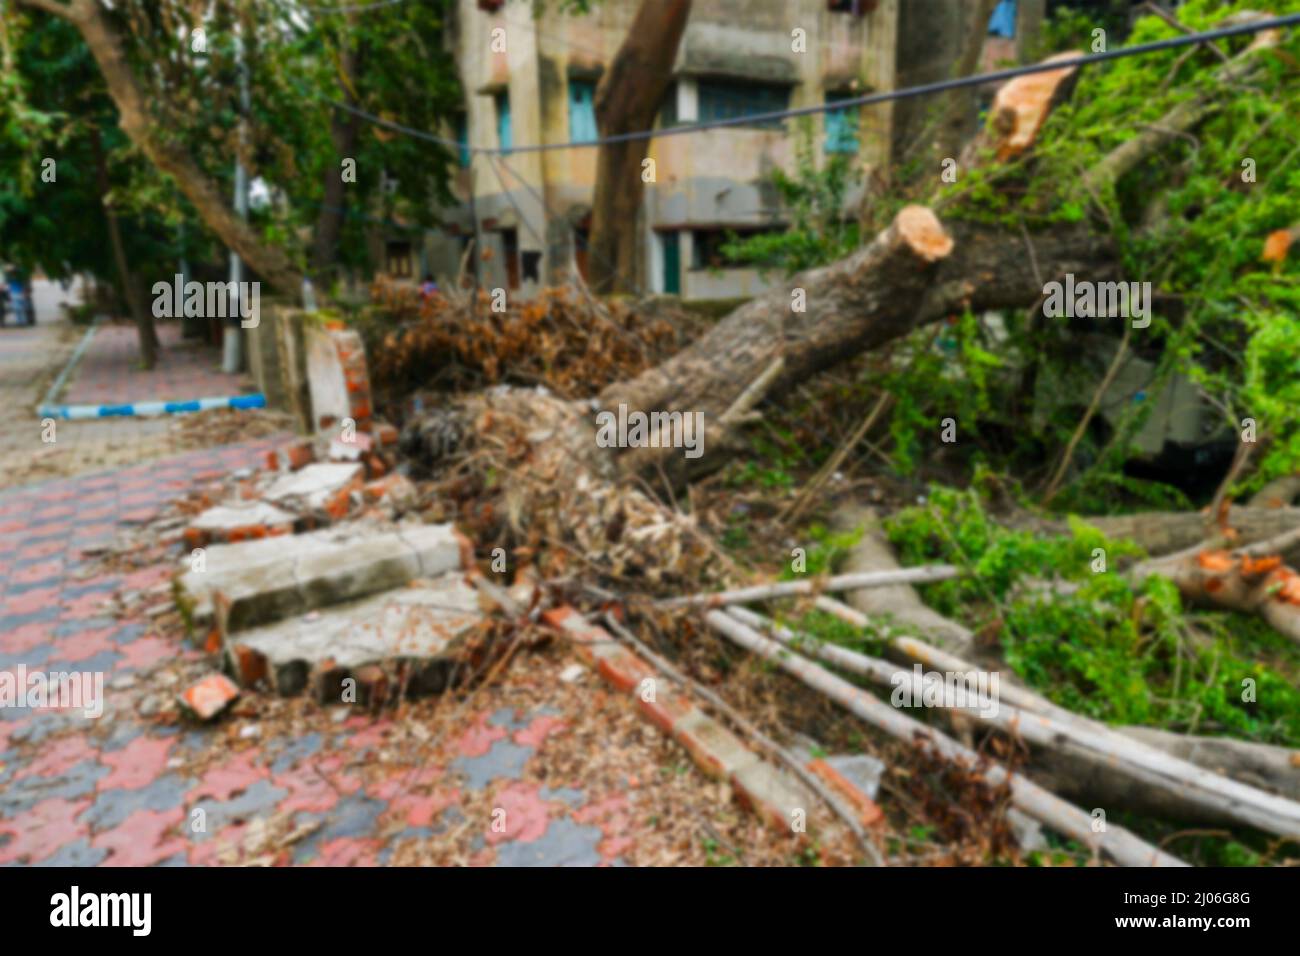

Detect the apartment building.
xmin=393 ymin=0 xmax=1044 ymax=302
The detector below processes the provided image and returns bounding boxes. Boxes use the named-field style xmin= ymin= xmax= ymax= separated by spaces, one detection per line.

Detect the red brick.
xmin=637 ymin=688 xmax=696 ymax=735
xmin=595 ymin=647 xmax=656 ymax=693
xmin=355 ymin=664 xmax=390 ymax=707
xmin=178 ymin=673 xmax=240 ymax=721
xmin=230 ymin=644 xmax=269 ymax=687
xmin=807 ymin=759 xmax=885 ymax=828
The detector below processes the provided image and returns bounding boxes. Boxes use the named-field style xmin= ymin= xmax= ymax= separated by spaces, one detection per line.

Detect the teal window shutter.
xmin=825 ymin=93 xmax=858 ymax=154
xmin=569 ymin=80 xmax=598 ymax=144
xmin=495 ymin=92 xmax=512 ymax=153
xmin=455 ymin=113 xmax=470 ymax=167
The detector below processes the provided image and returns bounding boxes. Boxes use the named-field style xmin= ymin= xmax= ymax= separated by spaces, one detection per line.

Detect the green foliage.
xmin=719 ymin=119 xmax=860 ymax=275
xmin=849 ymin=0 xmax=1300 ymax=506
xmin=884 ymin=485 xmax=1300 ymax=746
xmin=1 ymin=0 xmax=462 ymax=282
xmin=883 ymin=312 xmax=1007 ymax=476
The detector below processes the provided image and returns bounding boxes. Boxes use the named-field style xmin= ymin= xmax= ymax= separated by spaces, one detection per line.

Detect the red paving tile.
xmin=98 ymin=736 xmax=175 ymax=791
xmin=93 ymin=808 xmax=187 ymax=866
xmin=0 ymin=798 xmax=94 ymax=865
xmin=62 ymin=322 xmax=251 ymax=406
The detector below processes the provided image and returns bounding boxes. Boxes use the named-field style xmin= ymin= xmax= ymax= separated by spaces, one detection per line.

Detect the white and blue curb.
xmin=39 ymin=393 xmax=266 ymax=420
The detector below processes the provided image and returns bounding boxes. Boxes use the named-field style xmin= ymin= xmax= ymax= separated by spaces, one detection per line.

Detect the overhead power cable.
xmin=326 ymin=11 xmax=1300 ymax=156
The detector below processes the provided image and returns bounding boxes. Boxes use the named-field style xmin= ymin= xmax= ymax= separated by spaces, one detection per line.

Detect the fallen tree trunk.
xmin=1131 ymin=547 xmax=1300 ymax=645
xmin=590 ymin=39 xmax=1279 ymax=484
xmin=1249 ymin=474 xmax=1300 ymax=509
xmin=599 ymin=207 xmax=1115 ymax=481
xmin=705 ymin=609 xmax=1185 ymax=866
xmin=1014 ymin=506 xmax=1300 ymax=564
xmin=830 ymin=504 xmax=975 ymax=655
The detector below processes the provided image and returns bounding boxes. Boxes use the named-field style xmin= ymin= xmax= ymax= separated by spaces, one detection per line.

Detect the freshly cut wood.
xmin=1131 ymin=547 xmax=1300 ymax=645
xmin=704 ymin=610 xmax=1185 ymax=867
xmin=745 ymin=601 xmax=1300 ymax=841
xmin=962 ymin=51 xmax=1082 ymax=163
xmin=655 ymin=566 xmax=961 ymax=610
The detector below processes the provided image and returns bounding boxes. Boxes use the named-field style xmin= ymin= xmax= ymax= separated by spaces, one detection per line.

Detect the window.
xmin=494 ymin=92 xmax=512 ymax=153
xmin=697 ymin=80 xmax=789 ymax=130
xmin=989 ymin=0 xmax=1017 ymax=38
xmin=386 ymin=241 xmax=413 ymax=279
xmin=522 ymin=250 xmax=542 ymax=284
xmin=501 ymin=228 xmax=519 ymax=290
xmin=660 ymin=83 xmax=678 ymax=127
xmin=691 ymin=227 xmax=780 ymax=270
xmin=825 ymin=92 xmax=859 ymax=154
xmin=454 ymin=113 xmax=470 ymax=167
xmin=569 ymin=79 xmax=597 ymax=144
xmin=828 ymin=0 xmax=875 ymax=13
xmin=574 ymin=221 xmax=590 ymax=281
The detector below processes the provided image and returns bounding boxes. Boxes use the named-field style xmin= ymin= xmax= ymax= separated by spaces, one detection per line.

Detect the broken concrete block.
xmin=176 ymin=522 xmax=464 ymax=634
xmin=179 ymin=673 xmax=240 ymax=721
xmin=224 ymin=572 xmax=483 ymax=699
xmin=731 ymin=760 xmax=815 ymax=835
xmin=183 ymin=501 xmax=297 ymax=548
xmin=306 ymin=323 xmax=372 ymax=434
xmin=329 ymin=431 xmax=374 ymax=461
xmin=263 ymin=462 xmax=363 ymax=513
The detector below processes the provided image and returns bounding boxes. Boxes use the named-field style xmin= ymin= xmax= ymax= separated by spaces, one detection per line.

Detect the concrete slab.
xmin=175 ymin=522 xmax=463 ymax=634
xmin=187 ymin=501 xmax=297 ymax=538
xmin=263 ymin=462 xmax=362 ymax=512
xmin=225 ymin=571 xmax=483 ymax=699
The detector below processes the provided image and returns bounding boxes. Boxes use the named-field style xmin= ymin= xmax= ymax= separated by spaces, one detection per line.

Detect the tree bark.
xmin=1019 ymin=506 xmax=1300 ymax=566
xmin=311 ymin=44 xmax=361 ymax=280
xmin=587 ymin=0 xmax=691 ymax=295
xmin=22 ymin=0 xmax=305 ymax=298
xmin=935 ymin=0 xmax=998 ymax=162
xmin=89 ymin=123 xmax=157 ymax=369
xmin=599 ymin=206 xmax=1115 ymax=482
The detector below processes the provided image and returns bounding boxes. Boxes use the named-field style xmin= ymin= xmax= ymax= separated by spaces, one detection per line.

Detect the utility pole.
xmin=222 ymin=25 xmax=250 ymax=373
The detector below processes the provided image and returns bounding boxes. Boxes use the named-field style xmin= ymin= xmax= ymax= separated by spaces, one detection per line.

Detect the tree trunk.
xmin=23 ymin=0 xmax=305 ymax=298
xmin=1020 ymin=506 xmax=1300 ymax=565
xmin=311 ymin=44 xmax=361 ymax=280
xmin=935 ymin=0 xmax=998 ymax=162
xmin=89 ymin=124 xmax=156 ymax=369
xmin=599 ymin=206 xmax=1115 ymax=482
xmin=586 ymin=0 xmax=691 ymax=295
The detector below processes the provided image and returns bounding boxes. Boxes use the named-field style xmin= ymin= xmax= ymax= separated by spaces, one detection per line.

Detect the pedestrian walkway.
xmin=0 ymin=281 xmax=287 ymax=492
xmin=61 ymin=322 xmax=253 ymax=406
xmin=0 ymin=443 xmax=805 ymax=866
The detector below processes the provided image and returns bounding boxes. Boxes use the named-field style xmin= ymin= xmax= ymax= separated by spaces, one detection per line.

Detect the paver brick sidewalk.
xmin=61 ymin=322 xmax=253 ymax=406
xmin=0 ymin=439 xmax=829 ymax=867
